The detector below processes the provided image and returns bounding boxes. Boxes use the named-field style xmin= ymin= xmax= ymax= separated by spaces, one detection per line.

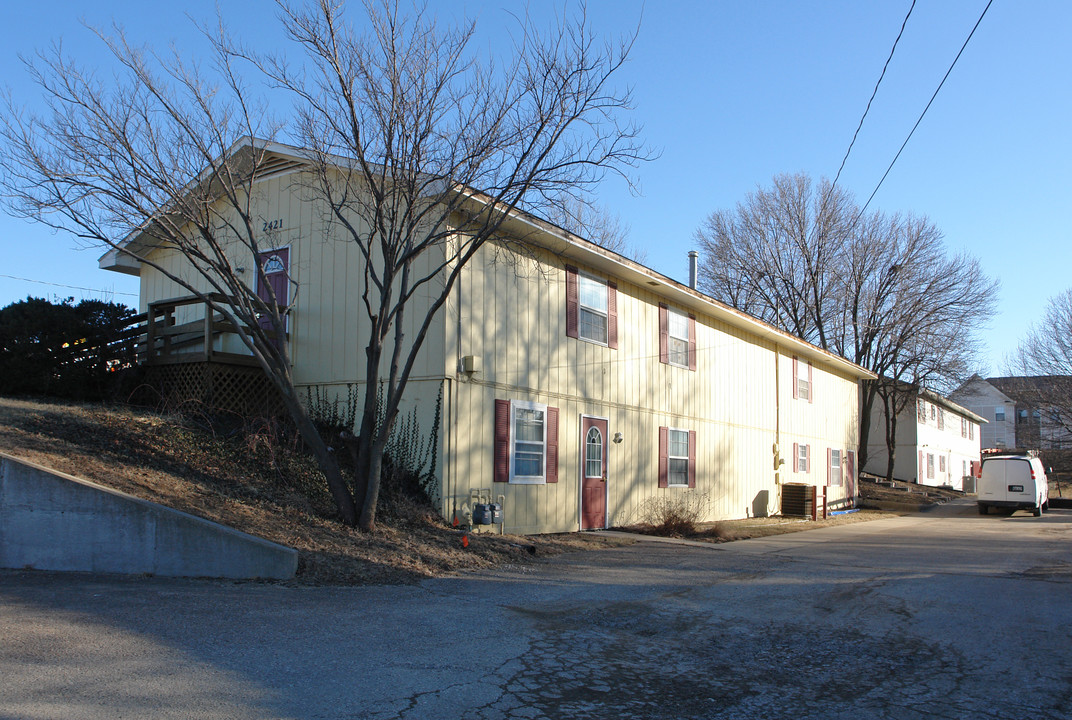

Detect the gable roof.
xmin=99 ymin=138 xmax=877 ymax=382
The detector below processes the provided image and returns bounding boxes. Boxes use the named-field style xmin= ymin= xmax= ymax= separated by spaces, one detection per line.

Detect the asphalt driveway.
xmin=3 ymin=499 xmax=1072 ymax=719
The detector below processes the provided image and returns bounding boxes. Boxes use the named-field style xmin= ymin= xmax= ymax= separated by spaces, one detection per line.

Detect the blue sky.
xmin=2 ymin=1 xmax=1068 ymax=375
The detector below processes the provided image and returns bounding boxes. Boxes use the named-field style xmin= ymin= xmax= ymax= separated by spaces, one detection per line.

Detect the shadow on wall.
xmin=752 ymin=490 xmax=769 ymax=518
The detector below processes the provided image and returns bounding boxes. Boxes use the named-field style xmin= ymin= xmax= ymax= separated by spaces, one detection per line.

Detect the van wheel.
xmin=978 ymin=504 xmax=988 ymax=515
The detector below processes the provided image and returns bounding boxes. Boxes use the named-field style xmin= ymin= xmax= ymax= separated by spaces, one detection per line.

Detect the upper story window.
xmin=961 ymin=417 xmax=967 ymax=437
xmin=565 ymin=265 xmax=617 ymax=348
xmin=668 ymin=309 xmax=689 ymax=366
xmin=937 ymin=408 xmax=945 ymax=430
xmin=578 ymin=274 xmax=608 ymax=343
xmin=659 ymin=304 xmax=697 ymax=371
xmin=930 ymin=405 xmax=936 ymax=421
xmin=793 ymin=357 xmax=812 ymax=402
xmin=917 ymin=399 xmax=927 ymax=423
xmin=995 ymin=406 xmax=1006 ymax=422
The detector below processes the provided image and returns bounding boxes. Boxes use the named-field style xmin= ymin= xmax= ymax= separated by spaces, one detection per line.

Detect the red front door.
xmin=581 ymin=416 xmax=608 ymax=530
xmin=257 ymin=248 xmax=289 ymax=344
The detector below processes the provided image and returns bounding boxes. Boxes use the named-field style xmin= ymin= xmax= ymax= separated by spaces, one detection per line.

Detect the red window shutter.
xmin=792 ymin=357 xmax=799 ymax=399
xmin=546 ymin=406 xmax=559 ymax=483
xmin=494 ymin=399 xmax=510 ymax=483
xmin=688 ymin=429 xmax=697 ymax=488
xmin=658 ymin=303 xmax=669 ymax=364
xmin=918 ymin=450 xmax=923 ymax=480
xmin=808 ymin=362 xmax=813 ymax=404
xmin=827 ymin=448 xmax=832 ymax=486
xmin=793 ymin=443 xmax=799 ymax=473
xmin=607 ymin=281 xmax=618 ymax=349
xmin=806 ymin=444 xmax=811 ymax=473
xmin=687 ymin=314 xmax=697 ymax=371
xmin=658 ymin=426 xmax=669 ymax=488
xmin=565 ymin=265 xmax=579 ymax=339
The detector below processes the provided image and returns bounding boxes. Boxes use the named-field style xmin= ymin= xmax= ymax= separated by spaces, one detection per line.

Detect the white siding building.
xmin=864 ymin=388 xmax=985 ymax=490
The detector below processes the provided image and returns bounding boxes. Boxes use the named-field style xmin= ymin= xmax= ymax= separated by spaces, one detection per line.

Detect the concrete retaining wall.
xmin=0 ymin=453 xmax=297 ymax=579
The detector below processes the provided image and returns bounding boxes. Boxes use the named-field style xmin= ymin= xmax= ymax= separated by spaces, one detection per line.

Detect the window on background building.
xmin=938 ymin=408 xmax=945 ymax=430
xmin=939 ymin=456 xmax=946 ymax=473
xmin=995 ymin=406 xmax=1005 ymax=422
xmin=918 ymin=399 xmax=927 ymax=423
xmin=930 ymin=405 xmax=936 ymax=421
xmin=969 ymin=423 xmax=974 ymax=440
xmin=961 ymin=417 xmax=967 ymax=438
xmin=927 ymin=453 xmax=935 ymax=479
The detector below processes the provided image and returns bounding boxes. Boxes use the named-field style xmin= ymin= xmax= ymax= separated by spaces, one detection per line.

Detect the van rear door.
xmin=1005 ymin=459 xmax=1035 ymax=505
xmin=979 ymin=461 xmax=1008 ymax=504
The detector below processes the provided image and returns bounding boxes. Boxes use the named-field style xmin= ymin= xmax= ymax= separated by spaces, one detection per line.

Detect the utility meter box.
xmin=472 ymin=502 xmax=503 ymax=525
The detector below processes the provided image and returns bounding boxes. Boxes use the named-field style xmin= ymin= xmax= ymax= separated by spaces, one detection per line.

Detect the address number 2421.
xmin=263 ymin=218 xmax=284 ymax=232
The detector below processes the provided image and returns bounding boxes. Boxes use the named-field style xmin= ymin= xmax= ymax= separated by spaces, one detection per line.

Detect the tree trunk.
xmin=858 ymin=379 xmax=879 ymax=470
xmin=884 ymin=394 xmax=898 ymax=483
xmin=278 ymin=386 xmax=358 ymax=525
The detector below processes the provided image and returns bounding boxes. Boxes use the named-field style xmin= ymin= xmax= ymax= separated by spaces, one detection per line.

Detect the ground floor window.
xmin=659 ymin=426 xmax=696 ymax=488
xmin=494 ymin=399 xmax=559 ymax=484
xmin=927 ymin=453 xmax=935 ymax=479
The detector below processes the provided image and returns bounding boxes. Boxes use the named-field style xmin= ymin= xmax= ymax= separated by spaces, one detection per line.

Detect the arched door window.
xmin=585 ymin=426 xmax=603 ymax=478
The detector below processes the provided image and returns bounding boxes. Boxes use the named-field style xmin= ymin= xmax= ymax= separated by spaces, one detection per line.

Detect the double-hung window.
xmin=511 ymin=401 xmax=546 ymax=483
xmin=494 ymin=399 xmax=559 ymax=484
xmin=793 ymin=357 xmax=812 ymax=401
xmin=828 ymin=448 xmax=842 ymax=486
xmin=667 ymin=429 xmax=690 ymax=487
xmin=658 ymin=426 xmax=696 ymax=488
xmin=995 ymin=406 xmax=1006 ymax=422
xmin=578 ymin=274 xmax=609 ymax=344
xmin=659 ymin=304 xmax=697 ymax=370
xmin=793 ymin=442 xmax=811 ymax=473
xmin=668 ymin=309 xmax=689 ymax=367
xmin=565 ymin=265 xmax=618 ymax=348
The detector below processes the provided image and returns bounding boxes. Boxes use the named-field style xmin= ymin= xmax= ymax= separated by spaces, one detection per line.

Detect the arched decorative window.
xmin=585 ymin=427 xmax=603 ymax=478
xmin=262 ymin=254 xmax=286 ymax=275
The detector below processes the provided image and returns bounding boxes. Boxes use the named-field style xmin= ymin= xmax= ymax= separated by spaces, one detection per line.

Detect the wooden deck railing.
xmin=140 ymin=293 xmax=286 ymax=366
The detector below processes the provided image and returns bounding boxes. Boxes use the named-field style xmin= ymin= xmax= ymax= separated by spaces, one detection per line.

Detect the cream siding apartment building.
xmin=102 ymin=141 xmax=874 ymax=534
xmin=864 ymin=388 xmax=985 ymax=491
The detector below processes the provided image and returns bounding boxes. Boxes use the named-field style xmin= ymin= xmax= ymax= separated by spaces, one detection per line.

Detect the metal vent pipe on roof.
xmin=688 ymin=251 xmax=699 ymax=289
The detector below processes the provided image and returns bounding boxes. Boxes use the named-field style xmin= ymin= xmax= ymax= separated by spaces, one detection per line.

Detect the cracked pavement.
xmin=3 ymin=499 xmax=1072 ymax=719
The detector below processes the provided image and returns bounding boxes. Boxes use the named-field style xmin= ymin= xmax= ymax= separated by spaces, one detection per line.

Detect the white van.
xmin=976 ymin=453 xmax=1049 ymax=517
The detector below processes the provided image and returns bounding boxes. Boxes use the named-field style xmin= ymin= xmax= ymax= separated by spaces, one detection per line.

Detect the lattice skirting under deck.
xmin=141 ymin=362 xmax=285 ymax=418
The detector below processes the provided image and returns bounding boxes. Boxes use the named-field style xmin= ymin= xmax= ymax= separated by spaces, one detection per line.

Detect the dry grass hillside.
xmin=0 ymin=397 xmax=625 ymax=584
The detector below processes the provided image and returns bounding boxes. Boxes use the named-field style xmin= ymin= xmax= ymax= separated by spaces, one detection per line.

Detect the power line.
xmin=831 ymin=0 xmax=917 ymax=193
xmin=859 ymin=0 xmax=994 ymax=215
xmin=0 ymin=273 xmax=138 ymax=298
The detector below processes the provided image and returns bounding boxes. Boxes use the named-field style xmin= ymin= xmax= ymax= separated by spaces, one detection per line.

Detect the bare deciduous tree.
xmin=542 ymin=197 xmax=645 ymax=262
xmin=695 ymin=172 xmax=999 ymax=479
xmin=1012 ymin=288 xmax=1072 ymax=444
xmin=1 ymin=0 xmax=648 ymax=530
